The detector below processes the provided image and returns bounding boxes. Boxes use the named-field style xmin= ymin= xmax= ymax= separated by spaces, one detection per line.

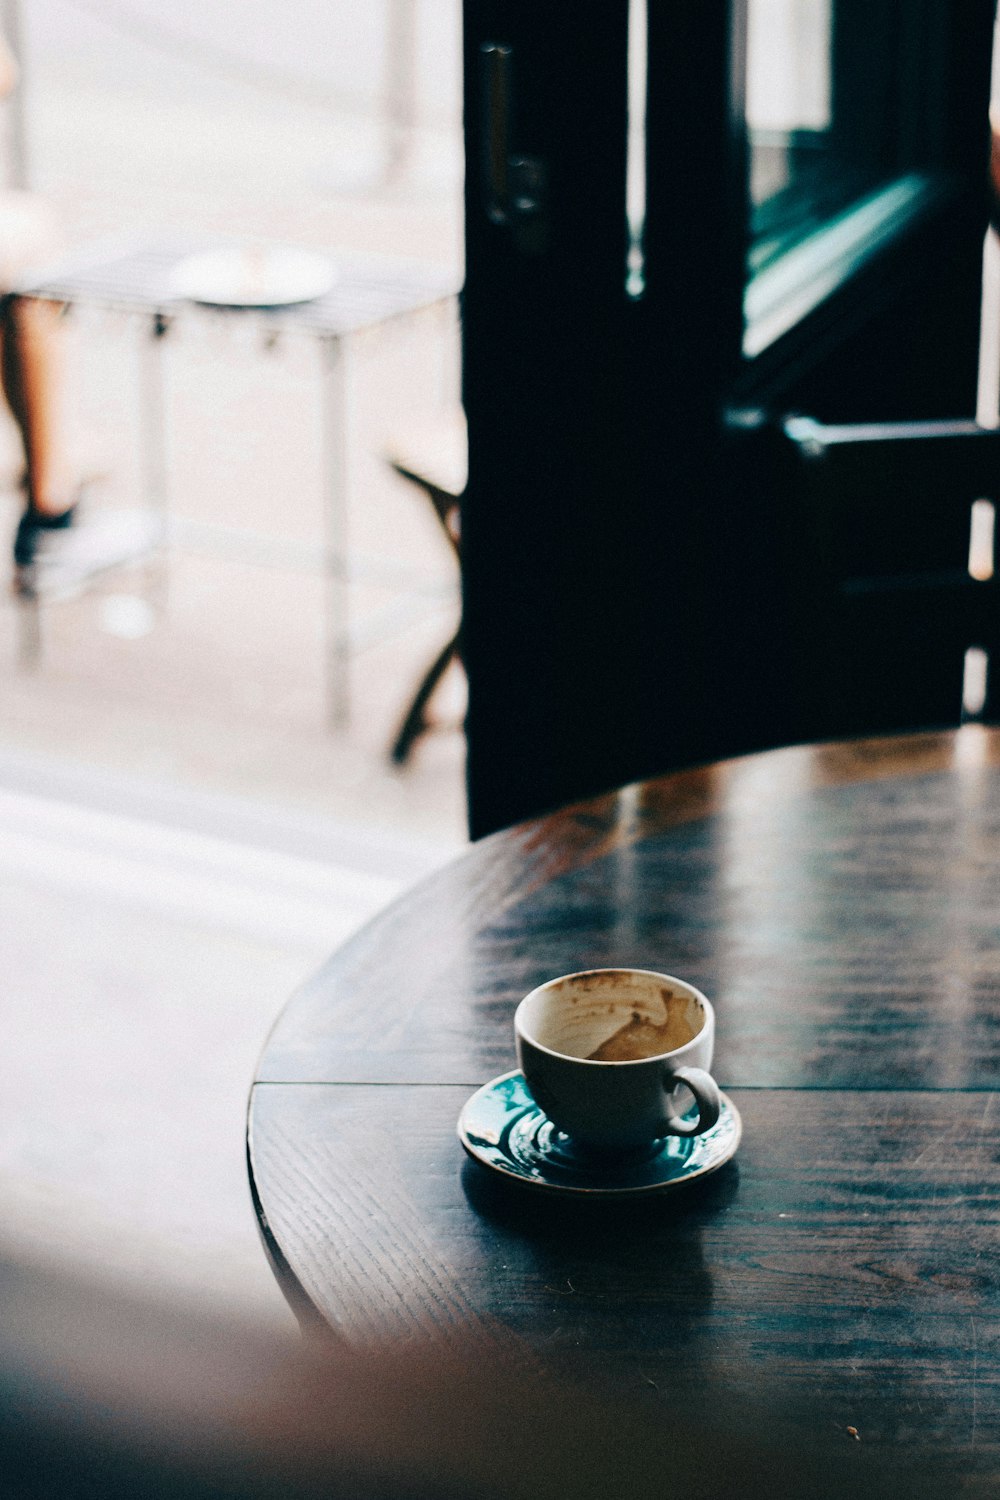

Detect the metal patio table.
xmin=20 ymin=231 xmax=459 ymax=722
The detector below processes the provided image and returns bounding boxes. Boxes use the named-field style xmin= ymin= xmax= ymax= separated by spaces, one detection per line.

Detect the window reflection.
xmin=747 ymin=0 xmax=875 ymax=280
xmin=743 ymin=0 xmax=935 ymax=338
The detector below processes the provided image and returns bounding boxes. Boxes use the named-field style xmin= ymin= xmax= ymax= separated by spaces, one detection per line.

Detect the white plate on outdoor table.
xmin=169 ymin=247 xmax=337 ymax=307
xmin=458 ymin=1069 xmax=742 ymax=1197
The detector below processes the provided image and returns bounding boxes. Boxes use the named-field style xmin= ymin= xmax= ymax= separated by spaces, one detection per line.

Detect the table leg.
xmin=140 ymin=310 xmax=171 ymax=609
xmin=320 ymin=335 xmax=350 ymax=729
xmin=16 ymin=593 xmax=41 ymax=666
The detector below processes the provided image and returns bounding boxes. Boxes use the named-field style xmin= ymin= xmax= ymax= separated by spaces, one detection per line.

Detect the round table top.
xmin=249 ymin=729 xmax=1000 ymax=1475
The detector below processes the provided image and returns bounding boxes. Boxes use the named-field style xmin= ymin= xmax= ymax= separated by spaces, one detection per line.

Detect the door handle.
xmin=480 ymin=41 xmax=547 ymax=248
xmin=481 ymin=42 xmax=513 ymax=224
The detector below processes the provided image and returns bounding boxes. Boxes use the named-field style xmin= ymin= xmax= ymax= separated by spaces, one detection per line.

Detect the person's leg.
xmin=0 ymin=201 xmax=160 ymax=598
xmin=4 ymin=292 xmax=86 ymax=590
xmin=6 ymin=295 xmax=161 ymax=597
xmin=1 ymin=292 xmax=74 ymax=515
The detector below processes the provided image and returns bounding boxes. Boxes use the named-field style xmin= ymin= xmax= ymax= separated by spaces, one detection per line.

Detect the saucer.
xmin=458 ymin=1070 xmax=741 ymax=1197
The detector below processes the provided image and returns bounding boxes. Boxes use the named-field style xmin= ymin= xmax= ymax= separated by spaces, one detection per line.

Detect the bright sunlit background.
xmin=0 ymin=0 xmax=467 ymax=841
xmin=0 ymin=0 xmax=466 ymax=1330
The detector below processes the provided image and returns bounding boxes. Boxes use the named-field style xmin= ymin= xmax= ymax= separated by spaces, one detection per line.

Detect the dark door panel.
xmin=462 ymin=0 xmax=995 ymax=837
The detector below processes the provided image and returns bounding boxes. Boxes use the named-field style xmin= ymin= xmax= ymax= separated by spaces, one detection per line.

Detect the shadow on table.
xmin=460 ymin=1153 xmax=741 ymax=1227
xmin=460 ymin=1157 xmax=735 ymax=1367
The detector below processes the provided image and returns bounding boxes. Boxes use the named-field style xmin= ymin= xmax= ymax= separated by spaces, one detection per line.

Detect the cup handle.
xmin=664 ymin=1066 xmax=721 ymax=1137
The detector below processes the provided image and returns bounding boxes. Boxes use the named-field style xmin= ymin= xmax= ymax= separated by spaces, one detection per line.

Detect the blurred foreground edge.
xmin=0 ymin=1249 xmax=988 ymax=1500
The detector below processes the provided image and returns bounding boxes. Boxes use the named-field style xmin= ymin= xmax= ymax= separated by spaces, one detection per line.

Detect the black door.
xmin=462 ymin=0 xmax=995 ymax=836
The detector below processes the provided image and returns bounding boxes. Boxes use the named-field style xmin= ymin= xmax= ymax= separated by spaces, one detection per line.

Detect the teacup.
xmin=514 ymin=968 xmax=721 ymax=1152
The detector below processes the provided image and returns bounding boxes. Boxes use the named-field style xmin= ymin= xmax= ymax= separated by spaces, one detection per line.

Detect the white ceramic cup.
xmin=514 ymin=968 xmax=721 ymax=1152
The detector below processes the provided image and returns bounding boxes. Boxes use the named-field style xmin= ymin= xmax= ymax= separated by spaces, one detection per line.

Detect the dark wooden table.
xmin=249 ymin=729 xmax=1000 ymax=1480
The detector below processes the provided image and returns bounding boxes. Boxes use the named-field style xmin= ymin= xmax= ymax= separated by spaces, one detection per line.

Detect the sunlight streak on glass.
xmin=963 ymin=647 xmax=989 ymax=719
xmin=969 ymin=499 xmax=995 ymax=582
xmin=625 ymin=0 xmax=647 ymax=299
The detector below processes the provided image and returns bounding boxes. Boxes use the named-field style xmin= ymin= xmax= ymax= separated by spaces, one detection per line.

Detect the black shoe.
xmin=13 ymin=504 xmax=76 ymax=570
xmin=13 ymin=498 xmax=163 ymax=600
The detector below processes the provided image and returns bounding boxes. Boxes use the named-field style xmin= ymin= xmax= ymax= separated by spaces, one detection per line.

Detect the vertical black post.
xmin=462 ymin=1 xmax=631 ymax=836
xmin=626 ymin=0 xmax=749 ymax=769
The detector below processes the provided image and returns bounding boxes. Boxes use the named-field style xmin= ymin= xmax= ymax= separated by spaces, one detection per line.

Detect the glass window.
xmin=747 ymin=0 xmax=849 ymax=275
xmin=743 ymin=0 xmax=944 ymax=354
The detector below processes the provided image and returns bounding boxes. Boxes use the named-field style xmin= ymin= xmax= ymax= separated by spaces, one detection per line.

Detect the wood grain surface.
xmin=251 ymin=1085 xmax=1000 ymax=1456
xmin=249 ymin=729 xmax=1000 ymax=1472
xmin=257 ymin=729 xmax=1000 ymax=1088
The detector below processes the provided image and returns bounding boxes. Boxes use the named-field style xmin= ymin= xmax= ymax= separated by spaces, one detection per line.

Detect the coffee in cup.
xmin=514 ymin=968 xmax=721 ymax=1152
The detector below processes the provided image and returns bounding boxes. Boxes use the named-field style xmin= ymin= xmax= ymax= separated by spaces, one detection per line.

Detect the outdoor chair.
xmin=384 ymin=409 xmax=466 ymax=763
